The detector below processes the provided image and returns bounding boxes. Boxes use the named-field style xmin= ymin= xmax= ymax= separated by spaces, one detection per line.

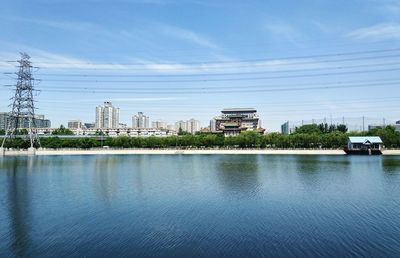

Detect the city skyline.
xmin=1 ymin=2 xmax=400 ymax=257
xmin=0 ymin=0 xmax=399 ymax=131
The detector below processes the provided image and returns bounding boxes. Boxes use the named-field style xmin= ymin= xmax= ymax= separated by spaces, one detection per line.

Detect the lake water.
xmin=1 ymin=155 xmax=400 ymax=257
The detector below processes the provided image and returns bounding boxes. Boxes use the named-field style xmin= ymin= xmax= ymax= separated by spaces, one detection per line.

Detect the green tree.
xmin=178 ymin=127 xmax=191 ymax=136
xmin=336 ymin=124 xmax=348 ymax=133
xmin=295 ymin=124 xmax=321 ymax=134
xmin=52 ymin=125 xmax=74 ymax=135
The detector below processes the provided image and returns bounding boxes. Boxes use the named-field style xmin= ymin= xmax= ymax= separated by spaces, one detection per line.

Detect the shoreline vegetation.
xmin=2 ymin=148 xmax=400 ymax=156
xmin=1 ymin=124 xmax=399 ymax=155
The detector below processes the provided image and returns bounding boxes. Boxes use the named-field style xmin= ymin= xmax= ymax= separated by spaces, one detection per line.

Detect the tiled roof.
xmin=348 ymin=136 xmax=383 ymax=144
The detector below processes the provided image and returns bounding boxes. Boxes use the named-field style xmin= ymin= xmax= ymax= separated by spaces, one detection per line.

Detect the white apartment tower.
xmin=95 ymin=102 xmax=120 ymax=129
xmin=175 ymin=120 xmax=187 ymax=132
xmin=132 ymin=112 xmax=150 ymax=129
xmin=152 ymin=120 xmax=167 ymax=129
xmin=175 ymin=119 xmax=201 ymax=134
xmin=210 ymin=119 xmax=217 ymax=132
xmin=187 ymin=119 xmax=201 ymax=134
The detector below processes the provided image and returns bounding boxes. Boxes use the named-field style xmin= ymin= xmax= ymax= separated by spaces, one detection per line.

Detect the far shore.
xmin=2 ymin=148 xmax=400 ymax=156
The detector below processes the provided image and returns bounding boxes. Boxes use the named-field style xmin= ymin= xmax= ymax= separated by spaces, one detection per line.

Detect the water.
xmin=1 ymin=155 xmax=400 ymax=257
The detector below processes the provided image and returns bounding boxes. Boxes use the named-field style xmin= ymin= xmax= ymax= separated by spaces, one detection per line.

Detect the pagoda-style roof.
xmin=221 ymin=108 xmax=257 ymax=113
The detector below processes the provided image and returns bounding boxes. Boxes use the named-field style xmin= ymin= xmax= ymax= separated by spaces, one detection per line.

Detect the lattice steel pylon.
xmin=1 ymin=53 xmax=40 ymax=149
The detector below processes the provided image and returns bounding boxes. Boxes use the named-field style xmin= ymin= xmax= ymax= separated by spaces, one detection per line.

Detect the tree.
xmin=178 ymin=127 xmax=191 ymax=135
xmin=52 ymin=125 xmax=74 ymax=135
xmin=370 ymin=126 xmax=400 ymax=148
xmin=295 ymin=124 xmax=321 ymax=134
xmin=336 ymin=124 xmax=348 ymax=133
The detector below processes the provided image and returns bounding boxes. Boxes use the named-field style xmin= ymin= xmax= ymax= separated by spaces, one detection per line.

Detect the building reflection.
xmin=4 ymin=157 xmax=32 ymax=257
xmin=93 ymin=156 xmax=119 ymax=202
xmin=215 ymin=155 xmax=261 ymax=196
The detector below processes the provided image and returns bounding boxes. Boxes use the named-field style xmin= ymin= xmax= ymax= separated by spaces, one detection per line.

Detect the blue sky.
xmin=0 ymin=0 xmax=399 ymax=131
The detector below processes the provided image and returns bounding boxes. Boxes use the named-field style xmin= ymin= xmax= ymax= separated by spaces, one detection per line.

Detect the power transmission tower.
xmin=1 ymin=53 xmax=40 ymax=150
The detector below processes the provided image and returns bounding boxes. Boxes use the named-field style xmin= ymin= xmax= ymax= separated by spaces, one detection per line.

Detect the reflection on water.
xmin=93 ymin=156 xmax=119 ymax=202
xmin=295 ymin=156 xmax=351 ymax=187
xmin=295 ymin=156 xmax=322 ymax=173
xmin=5 ymin=158 xmax=32 ymax=257
xmin=216 ymin=155 xmax=261 ymax=196
xmin=1 ymin=155 xmax=400 ymax=257
xmin=381 ymin=158 xmax=400 ymax=174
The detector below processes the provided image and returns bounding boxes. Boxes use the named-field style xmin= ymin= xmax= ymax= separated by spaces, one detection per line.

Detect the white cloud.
xmin=264 ymin=22 xmax=301 ymax=43
xmin=347 ymin=23 xmax=400 ymax=41
xmin=0 ymin=43 xmax=330 ymax=75
xmin=109 ymin=97 xmax=185 ymax=102
xmin=158 ymin=24 xmax=220 ymax=50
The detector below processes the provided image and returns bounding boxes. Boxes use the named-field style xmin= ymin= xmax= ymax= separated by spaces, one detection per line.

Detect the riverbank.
xmin=1 ymin=148 xmax=340 ymax=156
xmin=1 ymin=148 xmax=400 ymax=156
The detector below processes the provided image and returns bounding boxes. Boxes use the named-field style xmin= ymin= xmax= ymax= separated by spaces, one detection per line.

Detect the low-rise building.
xmin=346 ymin=136 xmax=383 ymax=153
xmin=213 ymin=108 xmax=264 ymax=136
xmin=36 ymin=127 xmax=177 ymax=137
xmin=368 ymin=124 xmax=385 ymax=131
xmin=396 ymin=120 xmax=400 ymax=132
xmin=68 ymin=120 xmax=82 ymax=129
xmin=84 ymin=122 xmax=95 ymax=129
xmin=0 ymin=112 xmax=51 ymax=130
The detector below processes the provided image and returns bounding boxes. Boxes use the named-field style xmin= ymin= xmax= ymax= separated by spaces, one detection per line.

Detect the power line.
xmin=36 ymin=99 xmax=400 ymax=112
xmin=4 ymin=47 xmax=400 ymax=66
xmin=33 ymin=105 xmax=400 ymax=116
xmin=18 ymin=78 xmax=399 ymax=91
xmin=30 ymin=61 xmax=400 ymax=78
xmin=35 ymin=97 xmax=400 ymax=109
xmin=18 ymin=53 xmax=400 ymax=71
xmin=24 ymin=67 xmax=400 ymax=83
xmin=15 ymin=81 xmax=399 ymax=94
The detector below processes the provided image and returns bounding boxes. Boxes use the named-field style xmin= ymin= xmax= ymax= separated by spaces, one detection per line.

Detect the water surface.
xmin=1 ymin=155 xmax=400 ymax=257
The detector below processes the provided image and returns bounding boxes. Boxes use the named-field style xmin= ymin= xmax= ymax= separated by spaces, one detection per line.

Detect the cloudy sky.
xmin=0 ymin=0 xmax=399 ymax=131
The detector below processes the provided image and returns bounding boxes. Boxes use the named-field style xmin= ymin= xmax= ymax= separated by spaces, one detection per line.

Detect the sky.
xmin=0 ymin=0 xmax=399 ymax=131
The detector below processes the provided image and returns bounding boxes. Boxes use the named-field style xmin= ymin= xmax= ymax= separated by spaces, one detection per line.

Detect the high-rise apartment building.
xmin=167 ymin=124 xmax=175 ymax=131
xmin=210 ymin=119 xmax=217 ymax=132
xmin=95 ymin=102 xmax=120 ymax=129
xmin=186 ymin=119 xmax=201 ymax=134
xmin=152 ymin=120 xmax=167 ymax=129
xmin=175 ymin=120 xmax=187 ymax=132
xmin=174 ymin=119 xmax=201 ymax=134
xmin=132 ymin=112 xmax=149 ymax=129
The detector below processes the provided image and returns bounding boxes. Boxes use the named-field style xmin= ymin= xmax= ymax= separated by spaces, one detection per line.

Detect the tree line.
xmin=2 ymin=124 xmax=399 ymax=149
